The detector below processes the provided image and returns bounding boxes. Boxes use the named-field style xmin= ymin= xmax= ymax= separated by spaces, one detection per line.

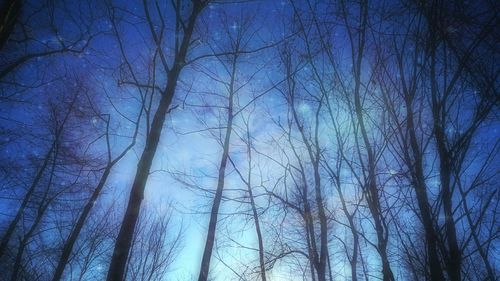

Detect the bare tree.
xmin=0 ymin=1 xmax=497 ymax=280
xmin=229 ymin=110 xmax=268 ymax=281
xmin=124 ymin=203 xmax=183 ymax=281
xmin=0 ymin=82 xmax=101 ymax=280
xmin=415 ymin=1 xmax=498 ymax=279
xmin=0 ymin=0 xmax=21 ymax=49
xmin=51 ymin=83 xmax=145 ymax=281
xmin=0 ymin=90 xmax=79 ymax=260
xmin=0 ymin=0 xmax=102 ymax=84
xmin=192 ymin=12 xmax=276 ymax=280
xmin=106 ymin=1 xmax=208 ymax=280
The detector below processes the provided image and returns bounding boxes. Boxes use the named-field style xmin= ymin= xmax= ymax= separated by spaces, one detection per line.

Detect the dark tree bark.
xmin=230 ymin=117 xmax=267 ymax=281
xmin=106 ymin=2 xmax=205 ymax=280
xmin=343 ymin=0 xmax=395 ymax=279
xmin=10 ymin=136 xmax=62 ymax=281
xmin=197 ymin=48 xmax=237 ymax=281
xmin=376 ymin=31 xmax=446 ymax=280
xmin=0 ymin=94 xmax=76 ymax=260
xmin=52 ymin=95 xmax=142 ymax=281
xmin=0 ymin=0 xmax=21 ymax=50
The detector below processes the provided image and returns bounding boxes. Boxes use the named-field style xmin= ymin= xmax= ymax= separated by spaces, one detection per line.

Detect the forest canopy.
xmin=0 ymin=0 xmax=498 ymax=280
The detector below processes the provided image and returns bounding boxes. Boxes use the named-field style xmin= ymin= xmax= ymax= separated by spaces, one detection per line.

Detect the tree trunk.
xmin=429 ymin=23 xmax=461 ymax=280
xmin=11 ymin=145 xmax=58 ymax=281
xmin=0 ymin=94 xmax=75 ymax=259
xmin=245 ymin=135 xmax=267 ymax=281
xmin=0 ymin=0 xmax=21 ymax=50
xmin=353 ymin=62 xmax=395 ymax=281
xmin=106 ymin=3 xmax=202 ymax=280
xmin=354 ymin=66 xmax=395 ymax=281
xmin=53 ymin=104 xmax=140 ymax=281
xmin=434 ymin=124 xmax=461 ymax=281
xmin=52 ymin=167 xmax=111 ymax=281
xmin=197 ymin=53 xmax=237 ymax=281
xmin=0 ymin=141 xmax=53 ymax=259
